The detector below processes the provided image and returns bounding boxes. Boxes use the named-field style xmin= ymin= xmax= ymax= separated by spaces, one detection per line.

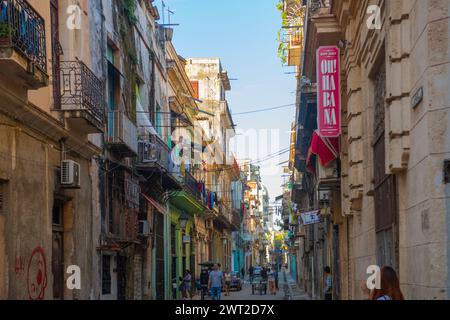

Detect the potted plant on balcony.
xmin=0 ymin=22 xmax=12 ymax=46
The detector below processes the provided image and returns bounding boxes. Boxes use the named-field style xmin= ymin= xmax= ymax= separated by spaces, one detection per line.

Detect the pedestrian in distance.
xmin=199 ymin=267 xmax=210 ymax=300
xmin=208 ymin=263 xmax=224 ymax=301
xmin=241 ymin=267 xmax=245 ymax=279
xmin=182 ymin=270 xmax=193 ymax=300
xmin=361 ymin=266 xmax=404 ymax=300
xmin=273 ymin=268 xmax=279 ymax=290
xmin=224 ymin=269 xmax=231 ymax=296
xmin=179 ymin=276 xmax=186 ymax=300
xmin=268 ymin=268 xmax=276 ymax=295
xmin=323 ymin=266 xmax=332 ymax=300
xmin=261 ymin=267 xmax=268 ymax=295
xmin=249 ymin=265 xmax=254 ymax=284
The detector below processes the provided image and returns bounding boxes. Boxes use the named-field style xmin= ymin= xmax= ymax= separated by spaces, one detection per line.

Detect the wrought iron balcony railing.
xmin=57 ymin=60 xmax=105 ymax=122
xmin=183 ymin=171 xmax=202 ymax=200
xmin=137 ymin=134 xmax=171 ymax=172
xmin=107 ymin=111 xmax=138 ymax=157
xmin=309 ymin=0 xmax=331 ymax=16
xmin=0 ymin=0 xmax=46 ymax=71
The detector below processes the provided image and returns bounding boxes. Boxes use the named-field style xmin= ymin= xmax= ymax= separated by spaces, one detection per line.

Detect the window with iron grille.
xmin=102 ymin=255 xmax=112 ymax=295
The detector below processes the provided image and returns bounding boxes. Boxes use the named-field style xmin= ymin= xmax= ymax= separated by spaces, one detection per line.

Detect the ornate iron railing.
xmin=0 ymin=0 xmax=46 ymax=71
xmin=309 ymin=0 xmax=330 ymax=16
xmin=138 ymin=134 xmax=171 ymax=171
xmin=58 ymin=60 xmax=105 ymax=122
xmin=184 ymin=171 xmax=201 ymax=200
xmin=108 ymin=111 xmax=138 ymax=154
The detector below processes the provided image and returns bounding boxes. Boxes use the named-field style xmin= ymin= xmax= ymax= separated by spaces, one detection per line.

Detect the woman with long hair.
xmin=363 ymin=266 xmax=404 ymax=300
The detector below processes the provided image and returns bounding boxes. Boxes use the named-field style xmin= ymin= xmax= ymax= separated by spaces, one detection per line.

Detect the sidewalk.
xmin=282 ymin=270 xmax=310 ymax=300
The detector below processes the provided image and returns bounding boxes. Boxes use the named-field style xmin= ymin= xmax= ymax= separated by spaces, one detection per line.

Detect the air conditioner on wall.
xmin=138 ymin=141 xmax=159 ymax=163
xmin=61 ymin=160 xmax=80 ymax=188
xmin=318 ymin=160 xmax=339 ymax=180
xmin=138 ymin=220 xmax=151 ymax=237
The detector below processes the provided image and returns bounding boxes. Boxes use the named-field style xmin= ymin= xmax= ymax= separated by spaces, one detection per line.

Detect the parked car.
xmin=229 ymin=271 xmax=242 ymax=291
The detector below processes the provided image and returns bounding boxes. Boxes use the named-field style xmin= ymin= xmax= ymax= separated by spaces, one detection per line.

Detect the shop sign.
xmin=317 ymin=46 xmax=341 ymax=137
xmin=300 ymin=210 xmax=321 ymax=226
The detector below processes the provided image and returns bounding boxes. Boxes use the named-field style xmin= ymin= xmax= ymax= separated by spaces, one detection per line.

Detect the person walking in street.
xmin=261 ymin=267 xmax=268 ymax=295
xmin=248 ymin=265 xmax=254 ymax=284
xmin=268 ymin=268 xmax=276 ymax=295
xmin=179 ymin=275 xmax=186 ymax=300
xmin=273 ymin=267 xmax=279 ymax=290
xmin=182 ymin=270 xmax=193 ymax=300
xmin=323 ymin=266 xmax=332 ymax=300
xmin=208 ymin=263 xmax=224 ymax=301
xmin=241 ymin=267 xmax=245 ymax=280
xmin=361 ymin=266 xmax=404 ymax=300
xmin=224 ymin=269 xmax=231 ymax=296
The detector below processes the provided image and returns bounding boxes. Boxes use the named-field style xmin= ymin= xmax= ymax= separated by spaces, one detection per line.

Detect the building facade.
xmin=0 ymin=0 xmax=241 ymax=300
xmin=286 ymin=0 xmax=450 ymax=300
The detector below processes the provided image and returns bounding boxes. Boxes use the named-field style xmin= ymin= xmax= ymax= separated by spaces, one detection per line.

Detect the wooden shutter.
xmin=191 ymin=81 xmax=199 ymax=99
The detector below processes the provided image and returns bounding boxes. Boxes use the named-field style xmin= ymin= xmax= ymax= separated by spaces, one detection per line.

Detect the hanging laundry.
xmin=180 ymin=158 xmax=186 ymax=177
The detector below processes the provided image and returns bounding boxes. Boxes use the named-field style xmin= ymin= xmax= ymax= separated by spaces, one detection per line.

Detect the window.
xmin=0 ymin=180 xmax=7 ymax=215
xmin=102 ymin=255 xmax=112 ymax=295
xmin=191 ymin=81 xmax=199 ymax=99
xmin=156 ymin=102 xmax=162 ymax=136
xmin=107 ymin=43 xmax=121 ymax=140
xmin=52 ymin=200 xmax=63 ymax=225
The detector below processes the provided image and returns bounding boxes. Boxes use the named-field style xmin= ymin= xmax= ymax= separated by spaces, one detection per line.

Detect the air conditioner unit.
xmin=138 ymin=220 xmax=151 ymax=237
xmin=61 ymin=160 xmax=80 ymax=188
xmin=138 ymin=141 xmax=159 ymax=163
xmin=318 ymin=161 xmax=339 ymax=180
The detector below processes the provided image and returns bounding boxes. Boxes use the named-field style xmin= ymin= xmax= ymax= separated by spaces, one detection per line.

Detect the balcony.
xmin=0 ymin=0 xmax=48 ymax=89
xmin=56 ymin=60 xmax=104 ymax=133
xmin=317 ymin=159 xmax=340 ymax=189
xmin=107 ymin=111 xmax=138 ymax=157
xmin=183 ymin=171 xmax=202 ymax=200
xmin=231 ymin=208 xmax=241 ymax=231
xmin=169 ymin=172 xmax=205 ymax=215
xmin=137 ymin=134 xmax=170 ymax=172
xmin=220 ymin=100 xmax=235 ymax=129
xmin=309 ymin=0 xmax=331 ymax=16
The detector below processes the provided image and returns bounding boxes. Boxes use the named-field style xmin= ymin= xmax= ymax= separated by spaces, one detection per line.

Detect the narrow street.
xmin=193 ymin=270 xmax=310 ymax=301
xmin=1 ymin=0 xmax=449 ymax=303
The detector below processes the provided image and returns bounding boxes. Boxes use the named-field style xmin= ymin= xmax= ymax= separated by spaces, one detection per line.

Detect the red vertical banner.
xmin=317 ymin=46 xmax=341 ymax=137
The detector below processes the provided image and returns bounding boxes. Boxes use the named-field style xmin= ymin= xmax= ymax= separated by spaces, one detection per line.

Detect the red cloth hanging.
xmin=306 ymin=131 xmax=340 ymax=174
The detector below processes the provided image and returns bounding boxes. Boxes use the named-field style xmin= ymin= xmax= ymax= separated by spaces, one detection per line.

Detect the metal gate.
xmin=117 ymin=255 xmax=127 ymax=300
xmin=154 ymin=212 xmax=165 ymax=300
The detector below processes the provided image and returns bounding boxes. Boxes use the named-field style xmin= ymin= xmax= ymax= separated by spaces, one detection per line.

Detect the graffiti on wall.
xmin=27 ymin=246 xmax=48 ymax=300
xmin=15 ymin=256 xmax=25 ymax=275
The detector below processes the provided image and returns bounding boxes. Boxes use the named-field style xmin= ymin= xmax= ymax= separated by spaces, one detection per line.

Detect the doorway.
xmin=52 ymin=199 xmax=64 ymax=299
xmin=372 ymin=60 xmax=399 ymax=271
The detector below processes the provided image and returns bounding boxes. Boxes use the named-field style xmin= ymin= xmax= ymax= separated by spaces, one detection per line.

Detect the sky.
xmin=164 ymin=0 xmax=297 ymax=201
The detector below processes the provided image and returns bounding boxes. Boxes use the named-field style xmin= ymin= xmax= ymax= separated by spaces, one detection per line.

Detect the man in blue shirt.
xmin=208 ymin=263 xmax=224 ymax=301
xmin=323 ymin=266 xmax=332 ymax=300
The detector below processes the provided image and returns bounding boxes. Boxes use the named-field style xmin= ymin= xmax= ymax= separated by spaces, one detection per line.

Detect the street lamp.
xmin=221 ymin=235 xmax=228 ymax=245
xmin=179 ymin=211 xmax=189 ymax=229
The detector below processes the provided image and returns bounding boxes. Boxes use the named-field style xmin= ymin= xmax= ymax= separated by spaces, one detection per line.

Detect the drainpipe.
xmin=164 ymin=200 xmax=170 ymax=300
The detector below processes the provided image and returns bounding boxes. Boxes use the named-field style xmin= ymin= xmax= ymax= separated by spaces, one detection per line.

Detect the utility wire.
xmin=232 ymin=103 xmax=295 ymax=116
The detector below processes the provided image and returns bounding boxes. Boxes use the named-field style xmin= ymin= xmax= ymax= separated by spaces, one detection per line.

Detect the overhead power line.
xmin=233 ymin=103 xmax=295 ymax=116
